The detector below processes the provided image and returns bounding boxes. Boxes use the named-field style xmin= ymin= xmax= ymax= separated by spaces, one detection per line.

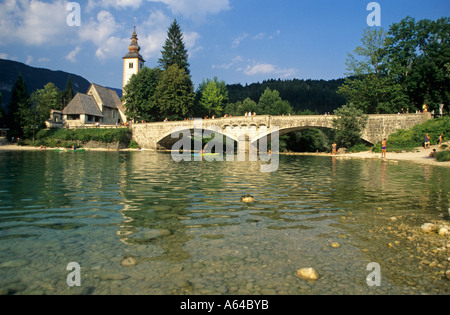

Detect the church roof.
xmin=89 ymin=84 xmax=122 ymax=110
xmin=123 ymin=52 xmax=145 ymax=61
xmin=63 ymin=93 xmax=103 ymax=117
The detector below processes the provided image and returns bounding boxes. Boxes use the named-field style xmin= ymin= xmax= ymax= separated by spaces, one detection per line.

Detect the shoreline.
xmin=282 ymin=144 xmax=450 ymax=167
xmin=1 ymin=143 xmax=449 ymax=167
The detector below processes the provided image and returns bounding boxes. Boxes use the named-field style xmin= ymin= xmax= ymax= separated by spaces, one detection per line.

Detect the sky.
xmin=0 ymin=0 xmax=449 ymax=91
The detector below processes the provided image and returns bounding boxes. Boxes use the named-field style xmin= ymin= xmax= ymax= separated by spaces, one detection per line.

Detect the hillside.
xmin=0 ymin=59 xmax=91 ymax=111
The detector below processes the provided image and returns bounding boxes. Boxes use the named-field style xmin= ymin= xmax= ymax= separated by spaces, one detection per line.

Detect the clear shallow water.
xmin=0 ymin=150 xmax=448 ymax=295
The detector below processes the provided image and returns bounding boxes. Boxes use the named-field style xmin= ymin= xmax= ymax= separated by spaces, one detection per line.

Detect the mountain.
xmin=0 ymin=59 xmax=92 ymax=112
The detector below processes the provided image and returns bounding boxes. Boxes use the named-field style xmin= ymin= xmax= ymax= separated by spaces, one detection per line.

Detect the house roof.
xmin=63 ymin=93 xmax=103 ymax=117
xmin=89 ymin=84 xmax=122 ymax=110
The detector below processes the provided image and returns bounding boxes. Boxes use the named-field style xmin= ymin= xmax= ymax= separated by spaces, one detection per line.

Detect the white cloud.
xmin=66 ymin=46 xmax=81 ymax=63
xmin=78 ymin=10 xmax=130 ymax=60
xmin=0 ymin=0 xmax=70 ymax=46
xmin=183 ymin=31 xmax=202 ymax=54
xmin=26 ymin=55 xmax=33 ymax=65
xmin=79 ymin=10 xmax=119 ymax=46
xmin=138 ymin=10 xmax=201 ymax=60
xmin=212 ymin=56 xmax=243 ymax=70
xmin=87 ymin=0 xmax=143 ymax=10
xmin=138 ymin=10 xmax=173 ymax=59
xmin=232 ymin=33 xmax=249 ymax=48
xmin=233 ymin=30 xmax=281 ymax=48
xmin=148 ymin=0 xmax=231 ymax=20
xmin=242 ymin=63 xmax=298 ymax=78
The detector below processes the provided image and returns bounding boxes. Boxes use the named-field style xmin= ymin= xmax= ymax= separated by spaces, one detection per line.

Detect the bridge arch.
xmin=156 ymin=126 xmax=241 ymax=150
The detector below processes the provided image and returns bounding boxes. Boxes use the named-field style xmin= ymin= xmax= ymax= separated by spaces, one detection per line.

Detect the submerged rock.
xmin=100 ymin=274 xmax=130 ymax=281
xmin=121 ymin=256 xmax=137 ymax=267
xmin=421 ymin=223 xmax=438 ymax=233
xmin=241 ymin=195 xmax=255 ymax=203
xmin=296 ymin=268 xmax=319 ymax=281
xmin=439 ymin=227 xmax=449 ymax=236
xmin=0 ymin=260 xmax=29 ymax=268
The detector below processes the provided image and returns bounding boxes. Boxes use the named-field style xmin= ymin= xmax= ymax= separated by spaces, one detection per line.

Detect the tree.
xmin=6 ymin=74 xmax=30 ymax=138
xmin=122 ymin=67 xmax=162 ymax=122
xmin=338 ymin=28 xmax=407 ymax=114
xmin=0 ymin=93 xmax=5 ymax=128
xmin=385 ymin=17 xmax=450 ymax=111
xmin=196 ymin=78 xmax=229 ymax=117
xmin=154 ymin=64 xmax=194 ymax=121
xmin=158 ymin=19 xmax=191 ymax=76
xmin=333 ymin=104 xmax=368 ymax=149
xmin=59 ymin=76 xmax=75 ymax=110
xmin=258 ymin=88 xmax=293 ymax=115
xmin=30 ymin=83 xmax=60 ymax=140
xmin=199 ymin=81 xmax=224 ymax=117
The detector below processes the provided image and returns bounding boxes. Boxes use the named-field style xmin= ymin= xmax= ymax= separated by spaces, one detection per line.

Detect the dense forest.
xmin=227 ymin=78 xmax=347 ymax=114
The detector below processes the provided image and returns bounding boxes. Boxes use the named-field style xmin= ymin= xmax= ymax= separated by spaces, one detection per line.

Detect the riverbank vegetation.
xmin=372 ymin=116 xmax=450 ymax=153
xmin=436 ymin=151 xmax=450 ymax=162
xmin=18 ymin=128 xmax=132 ymax=149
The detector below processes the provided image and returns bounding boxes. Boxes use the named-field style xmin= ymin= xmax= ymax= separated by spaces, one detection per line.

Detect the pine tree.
xmin=7 ymin=74 xmax=30 ymax=138
xmin=59 ymin=76 xmax=74 ymax=110
xmin=66 ymin=76 xmax=74 ymax=102
xmin=158 ymin=19 xmax=191 ymax=76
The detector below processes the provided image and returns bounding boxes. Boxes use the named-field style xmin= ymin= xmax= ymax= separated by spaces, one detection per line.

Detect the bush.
xmin=436 ymin=151 xmax=450 ymax=162
xmin=30 ymin=128 xmax=132 ymax=148
xmin=128 ymin=140 xmax=140 ymax=149
xmin=348 ymin=143 xmax=371 ymax=153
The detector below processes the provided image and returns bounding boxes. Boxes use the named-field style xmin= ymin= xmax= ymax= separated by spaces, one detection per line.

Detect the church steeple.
xmin=128 ymin=26 xmax=141 ymax=53
xmin=123 ymin=25 xmax=145 ymax=92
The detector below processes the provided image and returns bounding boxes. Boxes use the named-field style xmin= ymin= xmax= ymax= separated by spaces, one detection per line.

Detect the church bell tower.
xmin=123 ymin=25 xmax=145 ymax=93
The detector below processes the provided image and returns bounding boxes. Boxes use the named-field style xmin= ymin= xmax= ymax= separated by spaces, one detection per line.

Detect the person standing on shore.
xmin=438 ymin=133 xmax=444 ymax=145
xmin=332 ymin=142 xmax=337 ymax=155
xmin=381 ymin=139 xmax=387 ymax=159
xmin=424 ymin=133 xmax=431 ymax=149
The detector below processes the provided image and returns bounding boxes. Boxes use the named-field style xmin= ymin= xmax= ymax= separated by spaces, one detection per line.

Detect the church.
xmin=52 ymin=27 xmax=145 ymax=127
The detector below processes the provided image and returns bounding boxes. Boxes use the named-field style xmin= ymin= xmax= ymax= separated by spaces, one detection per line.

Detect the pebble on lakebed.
xmin=241 ymin=195 xmax=255 ymax=203
xmin=296 ymin=268 xmax=319 ymax=281
xmin=421 ymin=223 xmax=450 ymax=236
xmin=121 ymin=256 xmax=137 ymax=267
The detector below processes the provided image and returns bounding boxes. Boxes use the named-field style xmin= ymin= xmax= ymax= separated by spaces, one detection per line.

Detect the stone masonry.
xmin=131 ymin=113 xmax=432 ymax=150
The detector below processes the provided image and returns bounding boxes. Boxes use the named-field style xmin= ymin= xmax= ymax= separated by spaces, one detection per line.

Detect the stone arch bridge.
xmin=131 ymin=114 xmax=431 ymax=151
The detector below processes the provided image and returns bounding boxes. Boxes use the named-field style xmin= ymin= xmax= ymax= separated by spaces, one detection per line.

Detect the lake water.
xmin=0 ymin=150 xmax=449 ymax=295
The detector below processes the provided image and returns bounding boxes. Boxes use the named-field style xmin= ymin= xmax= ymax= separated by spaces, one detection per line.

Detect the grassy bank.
xmin=19 ymin=128 xmax=132 ymax=148
xmin=373 ymin=116 xmax=450 ymax=153
xmin=436 ymin=150 xmax=450 ymax=162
